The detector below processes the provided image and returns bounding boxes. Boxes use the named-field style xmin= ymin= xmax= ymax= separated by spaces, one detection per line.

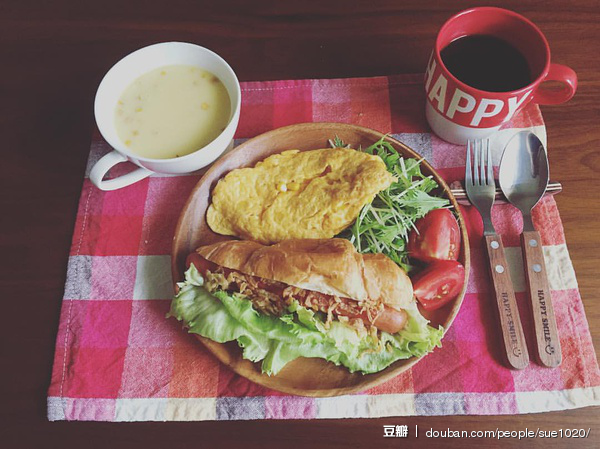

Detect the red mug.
xmin=425 ymin=7 xmax=577 ymax=144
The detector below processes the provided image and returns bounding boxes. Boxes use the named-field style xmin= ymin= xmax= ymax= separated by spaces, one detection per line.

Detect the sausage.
xmin=372 ymin=307 xmax=408 ymax=334
xmin=186 ymin=253 xmax=216 ymax=274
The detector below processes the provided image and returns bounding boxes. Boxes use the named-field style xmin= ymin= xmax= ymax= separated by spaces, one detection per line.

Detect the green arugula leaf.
xmin=335 ymin=137 xmax=450 ymax=271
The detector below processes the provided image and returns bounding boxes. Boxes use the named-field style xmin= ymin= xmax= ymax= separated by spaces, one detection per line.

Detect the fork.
xmin=465 ymin=139 xmax=529 ymax=370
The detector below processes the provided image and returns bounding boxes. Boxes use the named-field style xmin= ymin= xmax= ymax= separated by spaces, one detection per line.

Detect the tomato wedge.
xmin=412 ymin=260 xmax=465 ymax=311
xmin=408 ymin=208 xmax=460 ymax=262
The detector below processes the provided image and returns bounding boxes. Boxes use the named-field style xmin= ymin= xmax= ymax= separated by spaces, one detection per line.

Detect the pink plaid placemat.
xmin=48 ymin=74 xmax=600 ymax=421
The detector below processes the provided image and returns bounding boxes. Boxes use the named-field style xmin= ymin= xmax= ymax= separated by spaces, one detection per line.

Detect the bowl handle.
xmin=90 ymin=150 xmax=152 ymax=191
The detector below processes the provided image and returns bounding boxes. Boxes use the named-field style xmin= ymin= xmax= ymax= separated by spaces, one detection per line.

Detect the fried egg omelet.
xmin=206 ymin=148 xmax=395 ymax=244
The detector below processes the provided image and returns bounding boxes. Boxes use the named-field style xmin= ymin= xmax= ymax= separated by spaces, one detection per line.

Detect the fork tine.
xmin=480 ymin=140 xmax=486 ymax=185
xmin=473 ymin=140 xmax=480 ymax=186
xmin=486 ymin=139 xmax=493 ymax=186
xmin=479 ymin=140 xmax=485 ymax=185
xmin=466 ymin=140 xmax=472 ymax=186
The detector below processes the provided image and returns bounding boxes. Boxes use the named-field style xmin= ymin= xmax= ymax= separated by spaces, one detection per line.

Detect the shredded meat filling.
xmin=203 ymin=267 xmax=383 ymax=335
xmin=281 ymin=286 xmax=383 ymax=333
xmin=204 ymin=268 xmax=287 ymax=316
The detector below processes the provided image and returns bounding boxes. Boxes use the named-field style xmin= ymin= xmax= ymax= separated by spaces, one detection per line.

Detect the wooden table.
xmin=2 ymin=1 xmax=599 ymax=447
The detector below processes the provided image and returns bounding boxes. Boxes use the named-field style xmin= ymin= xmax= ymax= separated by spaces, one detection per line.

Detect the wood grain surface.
xmin=1 ymin=1 xmax=599 ymax=448
xmin=484 ymin=234 xmax=530 ymax=370
xmin=520 ymin=230 xmax=562 ymax=368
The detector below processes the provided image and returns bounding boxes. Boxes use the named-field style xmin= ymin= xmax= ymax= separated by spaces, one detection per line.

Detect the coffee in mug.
xmin=425 ymin=7 xmax=577 ymax=145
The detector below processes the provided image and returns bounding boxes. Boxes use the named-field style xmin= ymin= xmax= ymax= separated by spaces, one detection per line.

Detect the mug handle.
xmin=533 ymin=63 xmax=578 ymax=105
xmin=89 ymin=150 xmax=152 ymax=191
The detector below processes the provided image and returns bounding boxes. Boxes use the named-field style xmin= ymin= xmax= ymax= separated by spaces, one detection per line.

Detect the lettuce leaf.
xmin=168 ymin=265 xmax=443 ymax=375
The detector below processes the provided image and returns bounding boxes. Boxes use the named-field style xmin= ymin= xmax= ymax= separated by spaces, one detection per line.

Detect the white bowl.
xmin=91 ymin=42 xmax=241 ymax=190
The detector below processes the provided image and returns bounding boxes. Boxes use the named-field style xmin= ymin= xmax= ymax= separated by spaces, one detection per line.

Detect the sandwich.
xmin=169 ymin=238 xmax=443 ymax=375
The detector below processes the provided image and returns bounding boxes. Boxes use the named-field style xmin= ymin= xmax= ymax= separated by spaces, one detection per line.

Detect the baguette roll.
xmin=196 ymin=238 xmax=413 ymax=309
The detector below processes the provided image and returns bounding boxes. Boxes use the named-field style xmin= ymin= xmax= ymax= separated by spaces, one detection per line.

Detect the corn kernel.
xmin=135 ymin=107 xmax=142 ymax=112
xmin=118 ymin=100 xmax=124 ymax=105
xmin=160 ymin=70 xmax=166 ymax=76
xmin=287 ymin=182 xmax=300 ymax=191
xmin=201 ymin=102 xmax=209 ymax=110
xmin=125 ymin=140 xmax=131 ymax=146
xmin=277 ymin=182 xmax=287 ymax=192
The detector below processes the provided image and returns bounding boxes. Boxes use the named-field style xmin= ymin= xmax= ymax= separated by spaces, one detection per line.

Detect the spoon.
xmin=499 ymin=131 xmax=561 ymax=368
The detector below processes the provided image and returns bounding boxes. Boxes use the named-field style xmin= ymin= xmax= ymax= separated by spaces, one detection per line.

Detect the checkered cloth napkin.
xmin=48 ymin=74 xmax=600 ymax=421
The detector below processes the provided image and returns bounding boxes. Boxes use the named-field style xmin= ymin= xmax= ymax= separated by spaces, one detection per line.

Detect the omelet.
xmin=206 ymin=148 xmax=395 ymax=244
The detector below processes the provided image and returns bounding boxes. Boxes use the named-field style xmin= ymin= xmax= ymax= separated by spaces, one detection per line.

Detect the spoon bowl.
xmin=499 ymin=132 xmax=549 ymax=226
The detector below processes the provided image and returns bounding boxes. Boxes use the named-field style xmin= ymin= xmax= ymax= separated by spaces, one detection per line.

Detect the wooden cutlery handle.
xmin=484 ymin=235 xmax=530 ymax=370
xmin=521 ymin=231 xmax=562 ymax=367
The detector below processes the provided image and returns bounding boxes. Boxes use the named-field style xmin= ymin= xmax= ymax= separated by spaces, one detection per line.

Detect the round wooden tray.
xmin=171 ymin=122 xmax=470 ymax=397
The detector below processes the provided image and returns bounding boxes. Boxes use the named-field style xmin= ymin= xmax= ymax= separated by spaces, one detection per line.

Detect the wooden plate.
xmin=171 ymin=122 xmax=470 ymax=397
